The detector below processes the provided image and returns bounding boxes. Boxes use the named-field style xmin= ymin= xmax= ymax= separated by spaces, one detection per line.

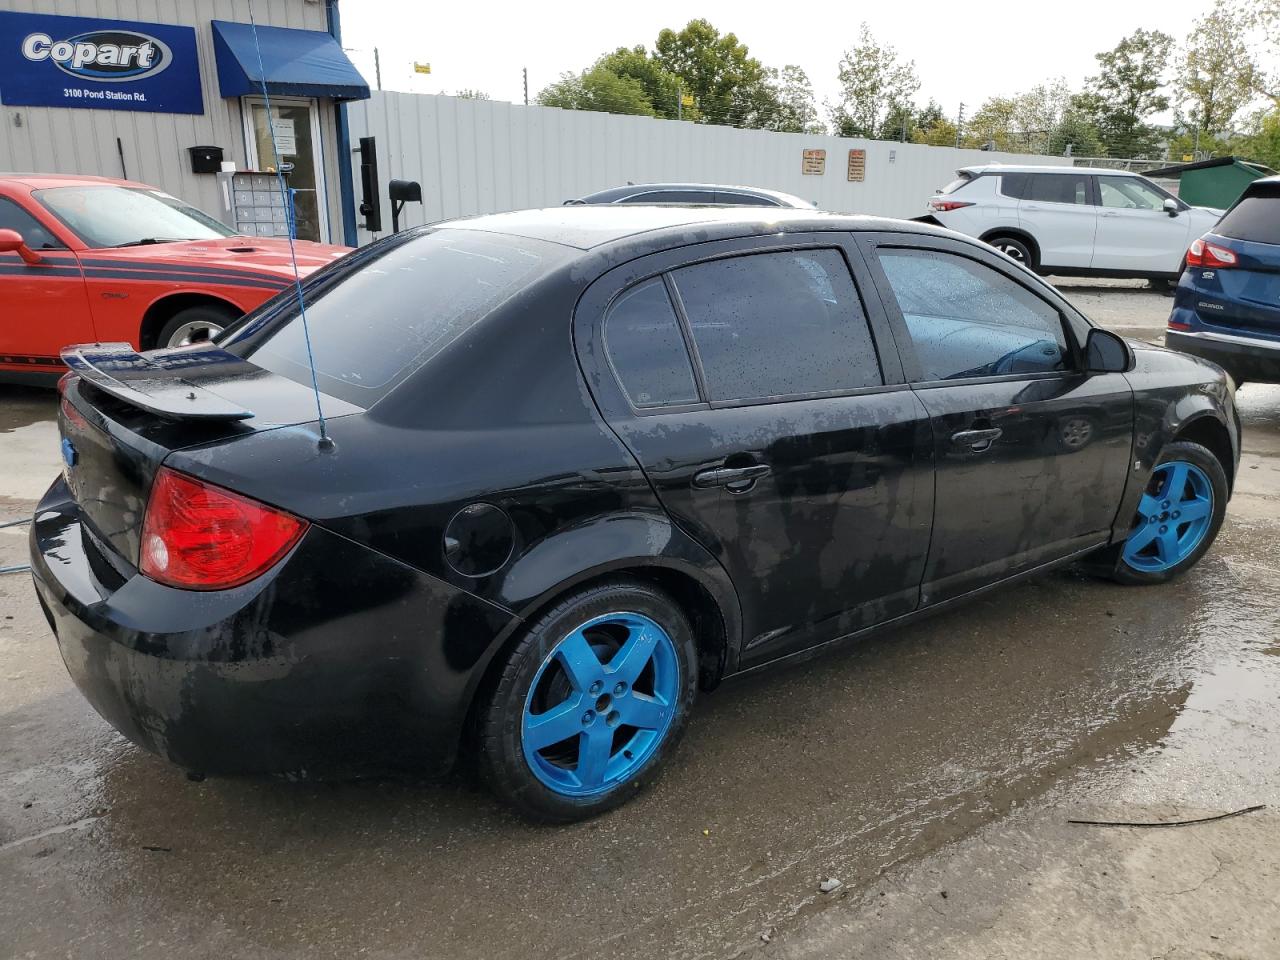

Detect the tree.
xmin=959 ymin=81 xmax=1101 ymax=156
xmin=1078 ymin=29 xmax=1174 ymax=158
xmin=536 ymin=66 xmax=657 ymax=117
xmin=653 ymin=19 xmax=770 ymax=126
xmin=1175 ymin=11 xmax=1260 ymax=144
xmin=829 ymin=23 xmax=920 ymax=139
xmin=597 ymin=45 xmax=689 ymax=119
xmin=757 ymin=65 xmax=821 ymax=133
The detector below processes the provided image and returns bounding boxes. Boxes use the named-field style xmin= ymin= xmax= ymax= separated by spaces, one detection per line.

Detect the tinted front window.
xmin=236 ymin=229 xmax=560 ymax=406
xmin=716 ymin=192 xmax=778 ymax=206
xmin=0 ymin=197 xmax=62 ymax=249
xmin=878 ymin=249 xmax=1069 ymax=381
xmin=604 ymin=279 xmax=698 ymax=408
xmin=1217 ymin=192 xmax=1280 ymax=245
xmin=671 ymin=249 xmax=882 ymax=402
xmin=36 ymin=186 xmax=235 ymax=247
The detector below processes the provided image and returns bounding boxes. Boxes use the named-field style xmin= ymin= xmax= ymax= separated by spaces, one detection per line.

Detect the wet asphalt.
xmin=2 ymin=282 xmax=1278 ymax=959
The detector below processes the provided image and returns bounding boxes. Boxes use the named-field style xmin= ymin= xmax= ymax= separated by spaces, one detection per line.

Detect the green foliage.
xmin=1175 ymin=11 xmax=1260 ymax=136
xmin=597 ymin=45 xmax=690 ymax=119
xmin=960 ymin=81 xmax=1102 ymax=156
xmin=536 ymin=66 xmax=657 ymax=117
xmin=653 ymin=19 xmax=767 ymax=126
xmin=1078 ymin=29 xmax=1174 ymax=158
xmin=830 ymin=23 xmax=920 ymax=139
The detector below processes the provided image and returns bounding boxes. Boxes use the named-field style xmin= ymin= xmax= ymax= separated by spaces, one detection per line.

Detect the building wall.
xmin=346 ymin=92 xmax=1072 ymax=245
xmin=0 ymin=0 xmax=345 ymax=241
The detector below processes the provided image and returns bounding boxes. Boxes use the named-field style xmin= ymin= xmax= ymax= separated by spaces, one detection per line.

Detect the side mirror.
xmin=1085 ymin=328 xmax=1133 ymax=373
xmin=1163 ymin=198 xmax=1180 ymax=217
xmin=0 ymin=228 xmax=41 ymax=265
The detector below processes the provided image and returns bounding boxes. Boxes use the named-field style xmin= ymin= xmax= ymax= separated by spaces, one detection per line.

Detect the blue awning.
xmin=211 ymin=20 xmax=370 ymax=101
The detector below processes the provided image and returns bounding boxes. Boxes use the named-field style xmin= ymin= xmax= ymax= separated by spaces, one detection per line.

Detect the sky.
xmin=339 ymin=0 xmax=1218 ymax=125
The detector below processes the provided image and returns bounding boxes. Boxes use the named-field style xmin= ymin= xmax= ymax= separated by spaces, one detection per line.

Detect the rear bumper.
xmin=1164 ymin=329 xmax=1280 ymax=383
xmin=29 ymin=477 xmax=516 ymax=777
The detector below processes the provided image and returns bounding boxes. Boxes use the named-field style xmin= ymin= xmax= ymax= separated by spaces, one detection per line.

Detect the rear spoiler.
xmin=60 ymin=343 xmax=254 ymax=421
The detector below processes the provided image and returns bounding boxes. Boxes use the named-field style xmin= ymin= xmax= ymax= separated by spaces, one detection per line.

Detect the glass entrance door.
xmin=243 ymin=97 xmax=326 ymax=242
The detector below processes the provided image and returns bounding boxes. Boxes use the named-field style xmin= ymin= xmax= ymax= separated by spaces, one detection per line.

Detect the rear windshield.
xmin=1216 ymin=191 xmax=1280 ymax=245
xmin=940 ymin=175 xmax=973 ymax=195
xmin=227 ymin=229 xmax=562 ymax=407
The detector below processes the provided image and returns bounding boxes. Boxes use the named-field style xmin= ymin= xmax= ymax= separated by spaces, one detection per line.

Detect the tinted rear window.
xmin=671 ymin=249 xmax=882 ymax=402
xmin=940 ymin=175 xmax=973 ymax=195
xmin=1217 ymin=191 xmax=1280 ymax=245
xmin=232 ymin=229 xmax=561 ymax=406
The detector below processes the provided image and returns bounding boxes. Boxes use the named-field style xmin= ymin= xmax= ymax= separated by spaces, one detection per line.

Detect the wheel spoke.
xmin=608 ymin=624 xmax=662 ymax=684
xmin=555 ymin=629 xmax=603 ymax=693
xmin=575 ymin=726 xmax=614 ymax=788
xmin=1156 ymin=528 xmax=1182 ymax=564
xmin=1162 ymin=462 xmax=1189 ymax=501
xmin=524 ymin=694 xmax=586 ymax=750
xmin=620 ymin=692 xmax=669 ymax=731
xmin=1125 ymin=523 xmax=1158 ymax=554
xmin=1178 ymin=496 xmax=1212 ymax=523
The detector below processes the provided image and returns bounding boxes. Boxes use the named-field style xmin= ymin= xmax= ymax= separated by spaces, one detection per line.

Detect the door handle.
xmin=692 ymin=463 xmax=771 ymax=490
xmin=951 ymin=427 xmax=1003 ymax=452
xmin=1022 ymin=204 xmax=1041 ymax=211
xmin=1102 ymin=211 xmax=1118 ymax=218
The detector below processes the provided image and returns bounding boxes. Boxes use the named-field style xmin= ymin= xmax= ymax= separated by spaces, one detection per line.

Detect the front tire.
xmin=1103 ymin=440 xmax=1228 ymax=585
xmin=479 ymin=580 xmax=698 ymax=823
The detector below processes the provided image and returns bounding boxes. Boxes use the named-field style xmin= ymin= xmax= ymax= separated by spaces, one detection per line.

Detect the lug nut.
xmin=1159 ymin=525 xmax=1168 ymax=534
xmin=589 ymin=681 xmax=603 ymax=696
xmin=614 ymin=682 xmax=627 ymax=696
xmin=582 ymin=710 xmax=595 ymax=725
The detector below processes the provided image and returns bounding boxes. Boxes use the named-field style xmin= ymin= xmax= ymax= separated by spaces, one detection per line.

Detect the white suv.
xmin=924 ymin=165 xmax=1223 ymax=282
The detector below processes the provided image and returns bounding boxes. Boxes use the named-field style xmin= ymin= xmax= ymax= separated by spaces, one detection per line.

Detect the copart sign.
xmin=0 ymin=12 xmax=202 ymax=114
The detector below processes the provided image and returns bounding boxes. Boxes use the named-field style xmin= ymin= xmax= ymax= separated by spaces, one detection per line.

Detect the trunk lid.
xmin=59 ymin=342 xmax=359 ymax=566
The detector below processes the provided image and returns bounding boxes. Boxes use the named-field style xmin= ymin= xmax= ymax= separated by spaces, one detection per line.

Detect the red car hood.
xmin=93 ymin=236 xmax=350 ymax=278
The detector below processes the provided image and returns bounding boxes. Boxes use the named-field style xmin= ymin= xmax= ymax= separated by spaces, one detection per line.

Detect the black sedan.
xmin=31 ymin=207 xmax=1239 ymax=822
xmin=565 ymin=181 xmax=815 ymax=208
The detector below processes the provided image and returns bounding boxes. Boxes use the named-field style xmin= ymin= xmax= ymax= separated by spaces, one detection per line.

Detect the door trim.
xmin=240 ymin=95 xmax=330 ymax=243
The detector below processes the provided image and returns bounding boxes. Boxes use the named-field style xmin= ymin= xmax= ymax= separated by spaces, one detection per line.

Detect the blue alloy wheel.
xmin=521 ymin=611 xmax=680 ymax=797
xmin=1122 ymin=460 xmax=1215 ymax=573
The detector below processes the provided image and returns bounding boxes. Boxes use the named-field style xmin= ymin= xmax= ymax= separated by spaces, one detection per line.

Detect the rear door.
xmin=0 ymin=194 xmax=94 ymax=373
xmin=575 ymin=234 xmax=934 ymax=668
xmin=1007 ymin=171 xmax=1097 ymax=269
xmin=859 ymin=232 xmax=1133 ymax=605
xmin=1092 ymin=176 xmax=1192 ymax=273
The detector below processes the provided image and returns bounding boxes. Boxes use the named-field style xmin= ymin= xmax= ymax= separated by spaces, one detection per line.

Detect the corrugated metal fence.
xmin=346 ymin=92 xmax=1069 ymax=244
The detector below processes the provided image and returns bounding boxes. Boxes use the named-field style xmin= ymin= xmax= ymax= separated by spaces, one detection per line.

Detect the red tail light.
xmin=928 ymin=198 xmax=975 ymax=213
xmin=1186 ymin=236 xmax=1238 ymax=269
xmin=140 ymin=467 xmax=308 ymax=590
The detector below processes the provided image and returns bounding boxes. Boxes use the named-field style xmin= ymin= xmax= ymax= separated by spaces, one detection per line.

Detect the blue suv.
xmin=1167 ymin=176 xmax=1280 ymax=383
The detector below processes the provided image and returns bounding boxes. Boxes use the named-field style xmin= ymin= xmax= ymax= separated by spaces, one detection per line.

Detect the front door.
xmin=576 ymin=236 xmax=935 ymax=668
xmin=863 ymin=235 xmax=1133 ymax=605
xmin=243 ymin=97 xmax=327 ymax=242
xmin=0 ymin=195 xmax=93 ymax=374
xmin=1091 ymin=176 xmax=1192 ymax=274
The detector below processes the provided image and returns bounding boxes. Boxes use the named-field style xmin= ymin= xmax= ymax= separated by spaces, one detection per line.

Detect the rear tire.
xmin=986 ymin=235 xmax=1035 ymax=271
xmin=156 ymin=304 xmax=237 ymax=349
xmin=1088 ymin=440 xmax=1228 ymax=585
xmin=478 ymin=579 xmax=698 ymax=823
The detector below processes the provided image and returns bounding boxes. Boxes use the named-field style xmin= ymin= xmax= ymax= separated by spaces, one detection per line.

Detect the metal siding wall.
xmin=0 ymin=0 xmax=344 ymax=241
xmin=346 ymin=93 xmax=1071 ymax=246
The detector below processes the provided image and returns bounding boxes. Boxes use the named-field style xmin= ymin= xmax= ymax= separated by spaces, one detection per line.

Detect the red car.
xmin=0 ymin=173 xmax=349 ymax=384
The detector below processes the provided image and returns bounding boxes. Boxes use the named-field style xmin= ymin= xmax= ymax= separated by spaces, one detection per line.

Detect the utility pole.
xmin=523 ymin=67 xmax=528 ymax=105
xmin=955 ymin=102 xmax=965 ymax=149
xmin=373 ymin=47 xmax=382 ymax=92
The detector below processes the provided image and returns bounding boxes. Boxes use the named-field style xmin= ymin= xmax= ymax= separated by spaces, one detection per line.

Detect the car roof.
xmin=0 ymin=172 xmax=141 ymax=191
xmin=958 ymin=164 xmax=1142 ymax=178
xmin=574 ymin=182 xmax=813 ymax=206
xmin=435 ymin=205 xmax=926 ymax=252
